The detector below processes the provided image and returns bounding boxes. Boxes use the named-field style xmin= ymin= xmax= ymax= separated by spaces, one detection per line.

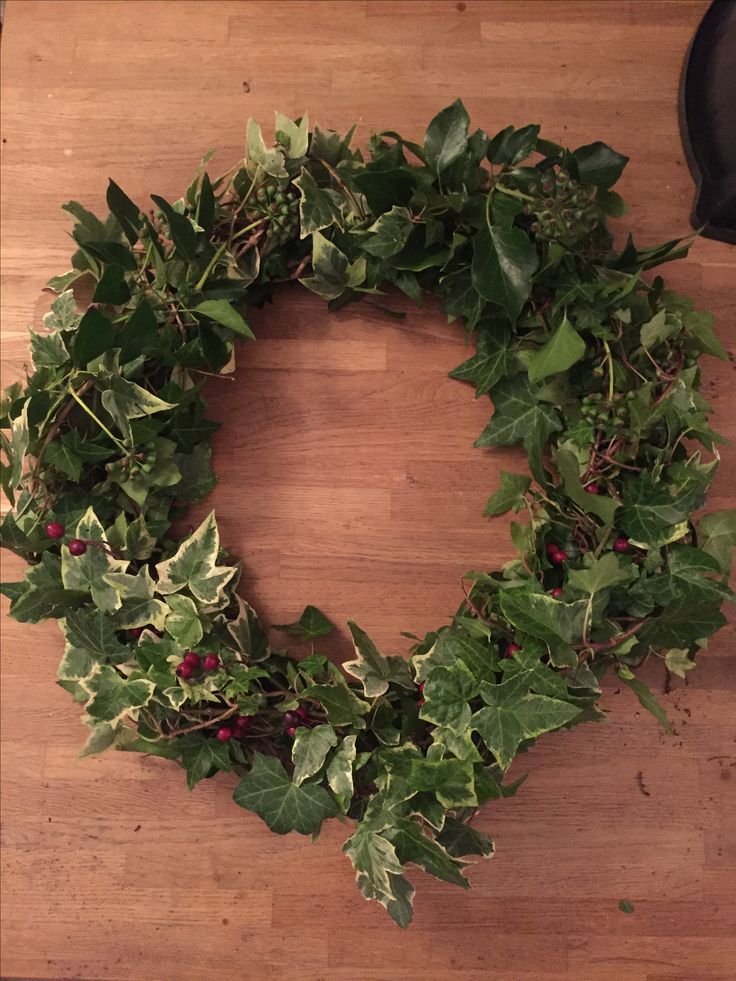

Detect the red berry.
xmin=202 ymin=653 xmax=219 ymax=671
xmin=235 ymin=715 xmax=252 ymax=731
xmin=506 ymin=642 xmax=522 ymax=657
xmin=418 ymin=682 xmax=425 ymax=693
xmin=45 ymin=521 xmax=65 ymax=540
xmin=68 ymin=538 xmax=87 ymax=556
xmin=129 ymin=627 xmax=144 ymax=640
xmin=613 ymin=536 xmax=630 ymax=553
xmin=176 ymin=662 xmax=194 ymax=680
xmin=216 ymin=727 xmax=233 ymax=742
xmin=584 ymin=483 xmax=600 ymax=494
xmin=545 ymin=542 xmax=560 ymax=557
xmin=417 ymin=698 xmax=425 ymax=708
xmin=283 ymin=711 xmax=300 ymax=728
xmin=550 ymin=587 xmax=564 ymax=598
xmin=183 ymin=651 xmax=201 ymax=668
xmin=551 ymin=549 xmax=568 ymax=565
xmin=286 ymin=726 xmax=297 ymax=737
xmin=295 ymin=706 xmax=310 ymax=722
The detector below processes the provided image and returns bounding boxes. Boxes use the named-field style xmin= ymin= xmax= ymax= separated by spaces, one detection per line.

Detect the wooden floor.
xmin=2 ymin=1 xmax=735 ymax=979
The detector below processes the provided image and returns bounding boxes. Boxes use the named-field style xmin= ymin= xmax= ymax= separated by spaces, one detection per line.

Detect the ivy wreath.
xmin=2 ymin=101 xmax=734 ymax=927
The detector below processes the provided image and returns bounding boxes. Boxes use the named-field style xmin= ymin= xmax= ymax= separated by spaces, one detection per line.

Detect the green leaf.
xmin=151 ymin=194 xmax=198 ymax=261
xmin=246 ymin=118 xmax=287 ymax=178
xmin=499 ymin=588 xmax=587 ymax=647
xmin=81 ymin=665 xmax=155 ymax=724
xmin=181 ymin=735 xmax=233 ymax=790
xmin=568 ymin=551 xmax=634 ymax=596
xmin=30 ymin=329 xmax=70 ymax=369
xmin=619 ymin=900 xmax=635 ymax=914
xmin=698 ymin=510 xmax=736 ymax=573
xmin=326 ymin=734 xmax=357 ymax=805
xmin=408 ymin=757 xmax=477 ymax=808
xmin=639 ymin=602 xmax=726 ymax=648
xmin=192 ymin=299 xmax=255 ymax=340
xmin=73 ymin=308 xmax=116 ymax=367
xmin=618 ymin=669 xmax=672 ymax=734
xmin=300 ymin=231 xmax=365 ymax=300
xmin=292 ymin=724 xmax=338 ymax=785
xmin=436 ymin=816 xmax=494 ymax=859
xmin=107 ymin=179 xmax=142 ymax=244
xmin=117 ymin=299 xmax=158 ymax=361
xmin=63 ymin=606 xmax=129 ymax=664
xmin=386 ymin=818 xmax=469 ymax=889
xmin=101 ymin=375 xmax=176 ymax=440
xmin=233 ymin=753 xmax=338 ymax=835
xmin=424 ymin=98 xmax=469 ymax=174
xmin=355 ymin=870 xmax=415 ymax=928
xmin=637 ymin=545 xmax=732 ymax=607
xmin=572 ymin=141 xmax=628 ymax=189
xmin=475 ymin=375 xmax=561 ymax=483
xmin=164 ymin=593 xmax=203 ymax=647
xmin=471 ymin=225 xmax=538 ymax=322
xmin=344 ymin=827 xmax=405 ymax=897
xmin=419 ymin=661 xmax=478 ymax=734
xmin=155 ymin=510 xmax=237 ymax=606
xmin=528 ymin=315 xmax=586 ymax=383
xmin=362 ymin=206 xmax=414 ymax=258
xmin=448 ymin=326 xmax=510 ymax=397
xmin=484 ymin=471 xmax=531 ymax=516
xmin=93 ymin=263 xmax=131 ymax=305
xmin=45 ymin=439 xmax=83 ymax=481
xmin=684 ymin=309 xmax=729 ymax=360
xmin=301 ymin=682 xmax=370 ymax=728
xmin=620 ymin=474 xmax=689 ymax=545
xmin=293 ymin=168 xmax=343 ymax=237
xmin=43 ymin=290 xmax=81 ymax=332
xmin=344 ymin=621 xmax=413 ymax=697
xmin=272 ymin=604 xmax=334 ymax=641
xmin=554 ymin=446 xmax=619 ymax=523
xmin=486 ymin=124 xmax=540 ymax=165
xmin=275 ymin=111 xmax=310 ymax=159
xmin=664 ymin=648 xmax=697 ymax=679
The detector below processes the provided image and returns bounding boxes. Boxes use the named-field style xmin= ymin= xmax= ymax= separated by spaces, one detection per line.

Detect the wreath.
xmin=2 ymin=101 xmax=734 ymax=928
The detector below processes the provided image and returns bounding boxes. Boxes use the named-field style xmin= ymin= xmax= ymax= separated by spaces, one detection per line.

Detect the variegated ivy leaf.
xmin=355 ymin=869 xmax=415 ymax=929
xmin=100 ymin=375 xmax=176 ymax=441
xmin=126 ymin=515 xmax=157 ymax=561
xmin=105 ymin=568 xmax=169 ymax=631
xmin=164 ymin=593 xmax=203 ymax=648
xmin=61 ymin=507 xmax=128 ymax=613
xmin=30 ymin=329 xmax=70 ymax=370
xmin=326 ymin=734 xmax=357 ymax=807
xmin=246 ymin=118 xmax=287 ymax=178
xmin=299 ymin=231 xmax=366 ymax=300
xmin=274 ymin=110 xmax=309 ymax=159
xmin=42 ymin=289 xmax=81 ymax=332
xmin=292 ymin=724 xmax=338 ymax=786
xmin=294 ymin=168 xmax=344 ymax=238
xmin=79 ymin=718 xmax=119 ymax=757
xmin=155 ymin=510 xmax=236 ymax=607
xmin=344 ymin=621 xmax=413 ymax=698
xmin=419 ymin=661 xmax=478 ymax=734
xmin=344 ymin=826 xmax=406 ymax=900
xmin=81 ymin=665 xmax=155 ymax=724
xmin=408 ymin=757 xmax=477 ymax=809
xmin=8 ymin=400 xmax=29 ymax=490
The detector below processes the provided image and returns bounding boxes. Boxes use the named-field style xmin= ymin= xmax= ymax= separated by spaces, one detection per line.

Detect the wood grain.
xmin=1 ymin=2 xmax=735 ymax=979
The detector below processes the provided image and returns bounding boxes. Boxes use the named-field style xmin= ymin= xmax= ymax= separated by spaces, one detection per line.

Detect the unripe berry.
xmin=551 ymin=549 xmax=568 ymax=565
xmin=216 ymin=727 xmax=233 ymax=742
xmin=176 ymin=662 xmax=194 ymax=680
xmin=613 ymin=536 xmax=630 ymax=553
xmin=202 ymin=653 xmax=219 ymax=671
xmin=45 ymin=521 xmax=65 ymax=540
xmin=183 ymin=651 xmax=201 ymax=668
xmin=68 ymin=539 xmax=87 ymax=556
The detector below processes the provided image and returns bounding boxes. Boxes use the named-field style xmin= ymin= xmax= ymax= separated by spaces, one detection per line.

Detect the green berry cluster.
xmin=255 ymin=179 xmax=300 ymax=246
xmin=527 ymin=169 xmax=599 ymax=245
xmin=105 ymin=440 xmax=157 ymax=480
xmin=581 ymin=391 xmax=635 ymax=430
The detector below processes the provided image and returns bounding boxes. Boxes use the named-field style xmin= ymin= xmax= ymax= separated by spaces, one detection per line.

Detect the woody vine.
xmin=1 ymin=102 xmax=734 ymax=927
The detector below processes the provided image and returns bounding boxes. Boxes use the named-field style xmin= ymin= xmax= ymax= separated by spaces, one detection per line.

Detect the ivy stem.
xmin=602 ymin=340 xmax=615 ymax=403
xmin=494 ymin=183 xmax=534 ymax=203
xmin=67 ymin=385 xmax=125 ymax=450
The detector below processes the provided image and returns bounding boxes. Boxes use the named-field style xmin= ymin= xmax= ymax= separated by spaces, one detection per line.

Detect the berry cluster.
xmin=283 ymin=705 xmax=312 ymax=738
xmin=255 ymin=179 xmax=300 ymax=247
xmin=527 ymin=169 xmax=599 ymax=245
xmin=216 ymin=714 xmax=253 ymax=742
xmin=175 ymin=650 xmax=220 ymax=680
xmin=581 ymin=391 xmax=634 ymax=432
xmin=105 ymin=440 xmax=157 ymax=481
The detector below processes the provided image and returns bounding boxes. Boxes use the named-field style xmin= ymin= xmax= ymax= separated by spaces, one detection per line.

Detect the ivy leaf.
xmin=326 ymin=734 xmax=357 ymax=806
xmin=618 ymin=668 xmax=672 ymax=734
xmin=486 ymin=124 xmax=540 ymax=165
xmin=30 ymin=329 xmax=70 ymax=369
xmin=293 ymin=168 xmax=343 ymax=237
xmin=637 ymin=545 xmax=733 ymax=607
xmin=73 ymin=308 xmax=116 ymax=368
xmin=192 ymin=299 xmax=255 ymax=340
xmin=155 ymin=511 xmax=237 ymax=606
xmin=81 ymin=665 xmax=155 ymax=724
xmin=62 ymin=606 xmax=129 ymax=665
xmin=473 ymin=676 xmax=581 ymax=769
xmin=181 ymin=735 xmax=233 ymax=790
xmin=100 ymin=375 xmax=176 ymax=440
xmin=272 ymin=604 xmax=334 ymax=641
xmin=528 ymin=314 xmax=586 ymax=383
xmin=292 ymin=724 xmax=338 ymax=785
xmin=151 ymin=195 xmax=198 ymax=262
xmin=362 ymin=206 xmax=414 ymax=258
xmin=93 ymin=263 xmax=131 ymax=305
xmin=698 ymin=510 xmax=736 ymax=574
xmin=419 ymin=661 xmax=478 ymax=734
xmin=61 ymin=507 xmax=128 ymax=613
xmin=106 ymin=179 xmax=142 ymax=244
xmin=164 ymin=593 xmax=203 ymax=647
xmin=226 ymin=596 xmax=270 ymax=662
xmin=500 ymin=588 xmax=587 ymax=647
xmin=42 ymin=290 xmax=81 ymax=332
xmin=448 ymin=326 xmax=510 ymax=396
xmin=620 ymin=474 xmax=689 ymax=546
xmin=424 ymin=98 xmax=469 ymax=174
xmin=274 ymin=111 xmax=309 ymax=159
xmin=407 ymin=758 xmax=477 ymax=808
xmin=554 ymin=446 xmax=619 ymax=523
xmin=385 ymin=818 xmax=469 ymax=889
xmin=301 ymin=682 xmax=370 ymax=728
xmin=45 ymin=439 xmax=83 ymax=482
xmin=344 ymin=827 xmax=405 ymax=898
xmin=344 ymin=621 xmax=413 ymax=697
xmin=665 ymin=648 xmax=697 ymax=679
xmin=568 ymin=552 xmax=634 ymax=596
xmin=355 ymin=870 xmax=415 ymax=929
xmin=233 ymin=752 xmax=338 ymax=835
xmin=471 ymin=225 xmax=538 ymax=322
xmin=484 ymin=471 xmax=531 ymax=517
xmin=125 ymin=515 xmax=157 ymax=561
xmin=7 ymin=401 xmax=29 ymax=490
xmin=475 ymin=375 xmax=561 ymax=483
xmin=572 ymin=142 xmax=629 ymax=189
xmin=300 ymin=231 xmax=365 ymax=300
xmin=436 ymin=816 xmax=494 ymax=859
xmin=246 ymin=118 xmax=287 ymax=178
xmin=639 ymin=602 xmax=726 ymax=648
xmin=172 ymin=442 xmax=217 ymax=503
